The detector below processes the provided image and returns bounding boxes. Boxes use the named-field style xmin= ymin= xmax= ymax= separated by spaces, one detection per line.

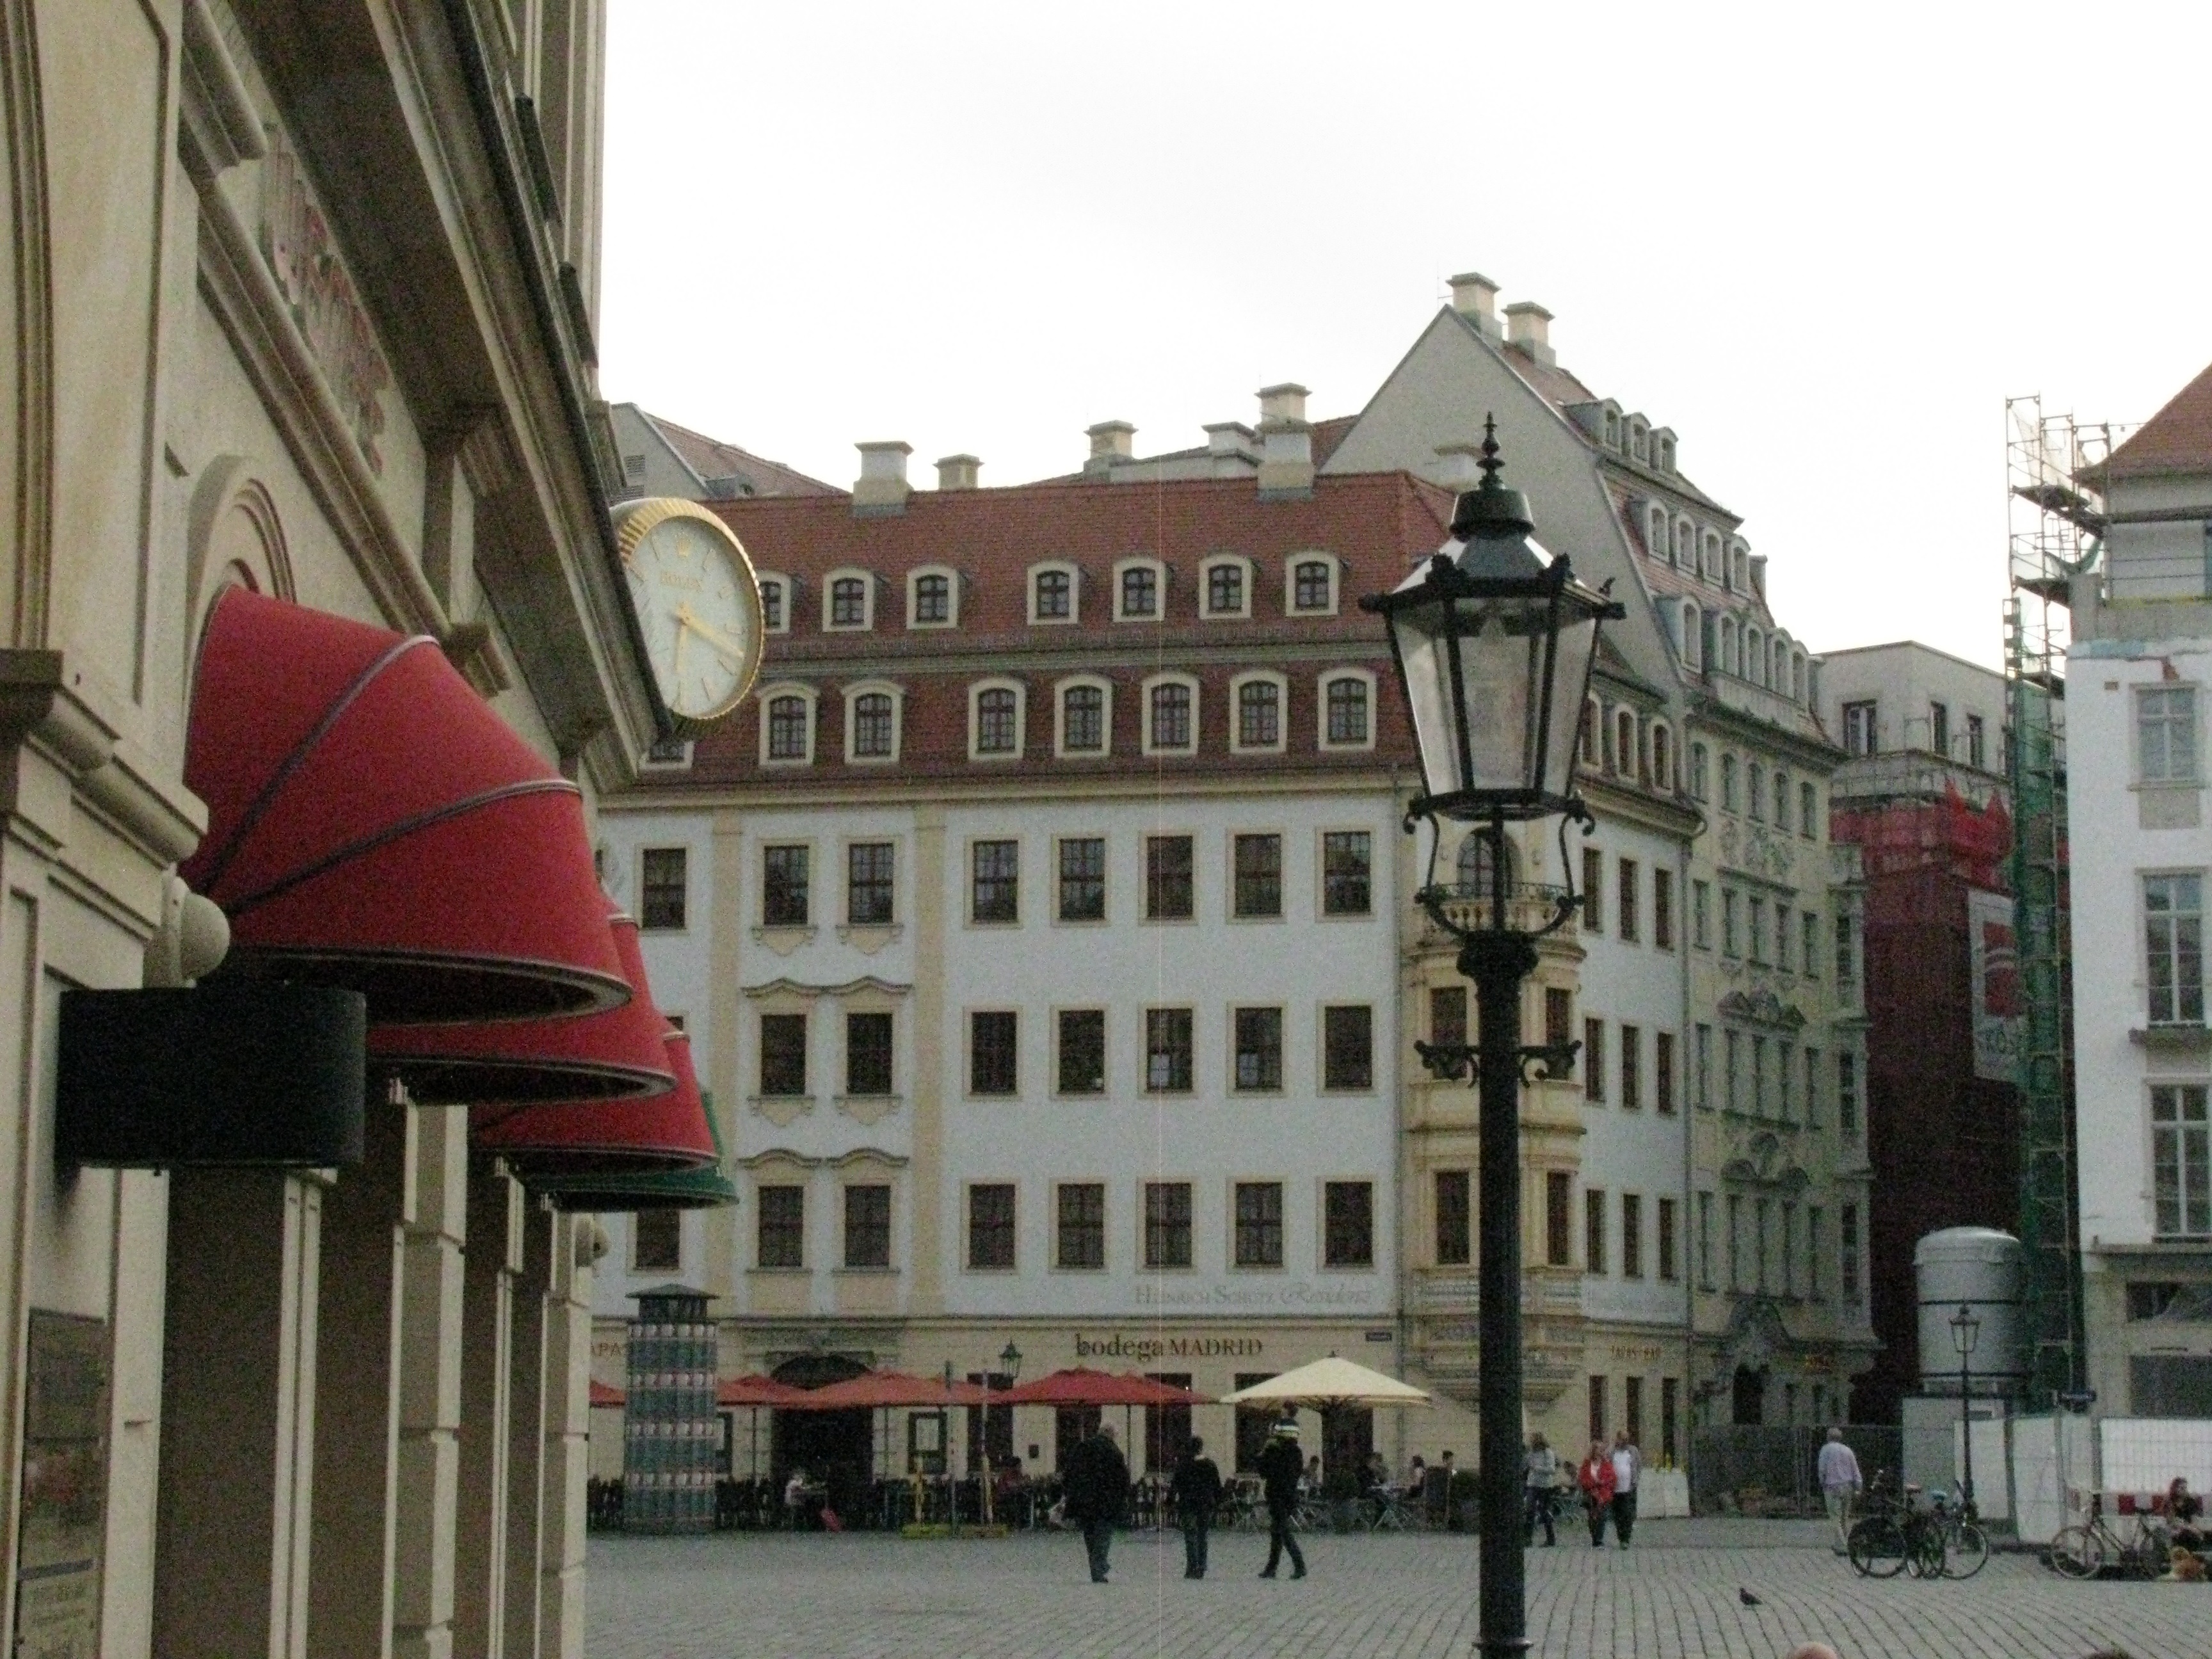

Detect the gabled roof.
xmin=2099 ymin=359 xmax=2212 ymax=481
xmin=637 ymin=410 xmax=845 ymax=497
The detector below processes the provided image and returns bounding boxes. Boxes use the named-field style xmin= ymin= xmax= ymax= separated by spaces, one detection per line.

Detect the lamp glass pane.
xmin=1541 ymin=611 xmax=1601 ymax=799
xmin=1454 ymin=593 xmax=1539 ymax=795
xmin=1392 ymin=594 xmax=1467 ymax=805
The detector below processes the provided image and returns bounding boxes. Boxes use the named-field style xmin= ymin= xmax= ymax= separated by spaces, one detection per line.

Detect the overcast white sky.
xmin=600 ymin=1 xmax=2211 ymax=669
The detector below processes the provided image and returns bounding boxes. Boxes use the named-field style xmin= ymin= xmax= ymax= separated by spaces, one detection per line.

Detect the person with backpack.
xmin=1255 ymin=1418 xmax=1307 ymax=1580
xmin=1169 ymin=1435 xmax=1224 ymax=1579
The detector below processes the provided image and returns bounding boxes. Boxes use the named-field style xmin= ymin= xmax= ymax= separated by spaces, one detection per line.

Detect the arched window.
xmin=1143 ymin=675 xmax=1198 ymax=753
xmin=1203 ymin=556 xmax=1253 ymax=618
xmin=1119 ymin=564 xmax=1158 ymax=618
xmin=1679 ymin=601 xmax=1703 ymax=669
xmin=1320 ymin=672 xmax=1374 ymax=749
xmin=1455 ymin=831 xmax=1516 ymax=896
xmin=1232 ymin=673 xmax=1285 ymax=751
xmin=830 ymin=575 xmax=869 ymax=629
xmin=757 ymin=573 xmax=790 ymax=633
xmin=1058 ymin=680 xmax=1108 ymax=755
xmin=1651 ymin=724 xmax=1672 ymax=792
xmin=1689 ymin=741 xmax=1709 ymax=801
xmin=1719 ymin=618 xmax=1738 ymax=677
xmin=1793 ymin=652 xmax=1809 ymax=705
xmin=762 ymin=689 xmax=814 ymax=764
xmin=1289 ymin=556 xmax=1337 ymax=614
xmin=1674 ymin=519 xmax=1695 ymax=565
xmin=1615 ymin=708 xmax=1637 ymax=777
xmin=849 ymin=691 xmax=895 ymax=760
xmin=1030 ymin=562 xmax=1078 ymax=623
xmin=1745 ymin=627 xmax=1765 ymax=687
xmin=1774 ymin=769 xmax=1791 ymax=831
xmin=1580 ymin=695 xmax=1601 ymax=767
xmin=1720 ymin=753 xmax=1740 ymax=813
xmin=908 ymin=566 xmax=956 ymax=628
xmin=1647 ymin=505 xmax=1668 ymax=557
xmin=1748 ymin=762 xmax=1766 ymax=821
xmin=975 ymin=688 xmax=1018 ymax=755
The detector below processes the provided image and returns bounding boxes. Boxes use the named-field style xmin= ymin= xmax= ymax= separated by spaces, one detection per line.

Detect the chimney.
xmin=853 ymin=440 xmax=912 ymax=515
xmin=1204 ymin=421 xmax=1256 ymax=477
xmin=1431 ymin=441 xmax=1486 ymax=491
xmin=1503 ymin=301 xmax=1555 ymax=367
xmin=1257 ymin=382 xmax=1309 ymax=426
xmin=1084 ymin=421 xmax=1135 ymax=477
xmin=1448 ymin=271 xmax=1502 ymax=340
xmin=1749 ymin=554 xmax=1768 ymax=600
xmin=935 ymin=453 xmax=981 ymax=491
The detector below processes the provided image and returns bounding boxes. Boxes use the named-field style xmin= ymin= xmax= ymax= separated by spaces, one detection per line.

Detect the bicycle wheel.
xmin=2047 ymin=1525 xmax=2104 ymax=1579
xmin=1903 ymin=1519 xmax=1944 ymax=1578
xmin=1944 ymin=1521 xmax=1989 ymax=1580
xmin=1848 ymin=1515 xmax=1908 ymax=1578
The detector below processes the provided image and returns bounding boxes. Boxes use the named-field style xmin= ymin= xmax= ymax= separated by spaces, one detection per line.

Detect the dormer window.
xmin=1605 ymin=411 xmax=1621 ymax=449
xmin=1679 ymin=601 xmax=1703 ymax=669
xmin=1651 ymin=723 xmax=1673 ymax=792
xmin=1745 ymin=627 xmax=1765 ymax=687
xmin=1674 ymin=518 xmax=1695 ymax=566
xmin=758 ymin=573 xmax=790 ymax=634
xmin=1289 ymin=555 xmax=1338 ymax=615
xmin=1646 ymin=504 xmax=1667 ymax=558
xmin=1614 ymin=709 xmax=1638 ymax=778
xmin=1115 ymin=557 xmax=1166 ymax=621
xmin=1580 ymin=694 xmax=1601 ymax=768
xmin=1203 ymin=556 xmax=1253 ymax=619
xmin=1729 ymin=546 xmax=1749 ymax=593
xmin=1030 ymin=562 xmax=1078 ymax=624
xmin=1630 ymin=420 xmax=1649 ymax=462
xmin=1719 ymin=616 xmax=1738 ymax=677
xmin=909 ymin=566 xmax=957 ymax=628
xmin=824 ymin=568 xmax=874 ymax=632
xmin=1657 ymin=436 xmax=1675 ymax=471
xmin=1703 ymin=533 xmax=1723 ymax=584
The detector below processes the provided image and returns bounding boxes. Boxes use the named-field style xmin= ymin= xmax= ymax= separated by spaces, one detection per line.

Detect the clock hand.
xmin=675 ymin=608 xmax=750 ymax=662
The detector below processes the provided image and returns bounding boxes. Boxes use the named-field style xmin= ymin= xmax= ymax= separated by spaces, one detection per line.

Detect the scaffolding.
xmin=2003 ymin=399 xmax=2120 ymax=1406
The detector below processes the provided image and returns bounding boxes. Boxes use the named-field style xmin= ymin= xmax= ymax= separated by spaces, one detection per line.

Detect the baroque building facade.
xmin=1324 ymin=275 xmax=1875 ymax=1430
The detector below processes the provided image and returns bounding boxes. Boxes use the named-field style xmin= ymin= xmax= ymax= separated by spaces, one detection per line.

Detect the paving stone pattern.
xmin=587 ymin=1519 xmax=2199 ymax=1658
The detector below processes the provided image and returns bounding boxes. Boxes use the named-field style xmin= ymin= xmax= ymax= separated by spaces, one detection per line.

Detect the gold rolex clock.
xmin=614 ymin=498 xmax=765 ymax=732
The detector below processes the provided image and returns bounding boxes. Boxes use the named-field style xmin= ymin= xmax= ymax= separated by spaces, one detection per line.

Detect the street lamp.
xmin=1950 ymin=1303 xmax=1982 ymax=1512
xmin=1363 ymin=419 xmax=1621 ymax=1659
xmin=999 ymin=1340 xmax=1023 ymax=1384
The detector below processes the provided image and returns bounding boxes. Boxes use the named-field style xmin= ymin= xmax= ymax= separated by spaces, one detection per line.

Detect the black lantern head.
xmin=1362 ymin=419 xmax=1623 ymax=822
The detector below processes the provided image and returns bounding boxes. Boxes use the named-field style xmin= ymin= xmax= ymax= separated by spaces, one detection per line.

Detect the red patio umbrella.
xmin=589 ymin=1379 xmax=626 ymax=1409
xmin=993 ymin=1368 xmax=1213 ymax=1407
xmin=716 ymin=1375 xmax=808 ymax=1409
xmin=785 ymin=1370 xmax=993 ymax=1411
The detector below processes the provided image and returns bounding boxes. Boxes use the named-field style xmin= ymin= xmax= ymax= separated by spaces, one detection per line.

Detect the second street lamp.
xmin=1363 ymin=418 xmax=1622 ymax=1659
xmin=1950 ymin=1303 xmax=1982 ymax=1512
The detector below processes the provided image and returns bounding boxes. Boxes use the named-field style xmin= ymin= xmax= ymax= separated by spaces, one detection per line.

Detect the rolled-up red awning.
xmin=369 ymin=905 xmax=675 ymax=1107
xmin=474 ymin=1027 xmax=715 ymax=1174
xmin=181 ymin=589 xmax=627 ymax=1024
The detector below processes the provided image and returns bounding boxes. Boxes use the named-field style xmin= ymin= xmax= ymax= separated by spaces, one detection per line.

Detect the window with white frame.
xmin=757 ymin=573 xmax=790 ymax=633
xmin=1144 ymin=675 xmax=1198 ymax=753
xmin=1580 ymin=694 xmax=1601 ymax=768
xmin=1689 ymin=742 xmax=1709 ymax=800
xmin=1729 ymin=547 xmax=1749 ymax=593
xmin=1650 ymin=723 xmax=1672 ymax=791
xmin=908 ymin=565 xmax=958 ymax=628
xmin=1320 ymin=671 xmax=1374 ymax=749
xmin=1614 ymin=708 xmax=1637 ymax=778
xmin=2152 ymin=1084 xmax=2212 ymax=1238
xmin=824 ymin=568 xmax=874 ymax=631
xmin=1288 ymin=555 xmax=1337 ymax=614
xmin=2145 ymin=874 xmax=2205 ymax=1025
xmin=1203 ymin=556 xmax=1252 ymax=618
xmin=1793 ymin=651 xmax=1809 ymax=705
xmin=1646 ymin=505 xmax=1667 ymax=558
xmin=1719 ymin=617 xmax=1738 ymax=677
xmin=1231 ymin=673 xmax=1285 ymax=752
xmin=2140 ymin=686 xmax=2200 ymax=784
xmin=970 ymin=680 xmax=1025 ymax=760
xmin=1030 ymin=562 xmax=1078 ymax=624
xmin=1674 ymin=518 xmax=1695 ymax=565
xmin=1703 ymin=533 xmax=1724 ymax=583
xmin=1679 ymin=601 xmax=1703 ymax=669
xmin=844 ymin=683 xmax=901 ymax=764
xmin=1744 ymin=627 xmax=1765 ymax=687
xmin=1055 ymin=677 xmax=1110 ymax=756
xmin=760 ymin=685 xmax=815 ymax=765
xmin=1115 ymin=557 xmax=1164 ymax=620
xmin=1629 ymin=419 xmax=1648 ymax=461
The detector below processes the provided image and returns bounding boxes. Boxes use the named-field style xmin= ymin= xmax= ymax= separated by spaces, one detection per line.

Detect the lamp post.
xmin=1363 ymin=419 xmax=1621 ymax=1659
xmin=1950 ymin=1303 xmax=1981 ymax=1512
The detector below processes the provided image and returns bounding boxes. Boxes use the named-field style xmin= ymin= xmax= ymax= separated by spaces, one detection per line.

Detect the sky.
xmin=599 ymin=1 xmax=2212 ymax=670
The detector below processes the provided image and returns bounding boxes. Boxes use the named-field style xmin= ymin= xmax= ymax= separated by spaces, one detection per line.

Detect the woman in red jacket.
xmin=1576 ymin=1441 xmax=1617 ymax=1548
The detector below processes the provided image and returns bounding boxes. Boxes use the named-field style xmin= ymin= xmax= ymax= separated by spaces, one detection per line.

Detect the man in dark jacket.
xmin=1254 ymin=1418 xmax=1307 ymax=1579
xmin=1061 ymin=1423 xmax=1130 ymax=1583
xmin=1169 ymin=1436 xmax=1224 ymax=1578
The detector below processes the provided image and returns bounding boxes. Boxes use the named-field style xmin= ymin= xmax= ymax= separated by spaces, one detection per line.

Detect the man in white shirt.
xmin=1816 ymin=1427 xmax=1863 ymax=1555
xmin=1609 ymin=1430 xmax=1642 ymax=1546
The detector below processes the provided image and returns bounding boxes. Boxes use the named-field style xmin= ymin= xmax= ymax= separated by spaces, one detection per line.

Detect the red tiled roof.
xmin=674 ymin=472 xmax=1452 ymax=789
xmin=2100 ymin=360 xmax=2212 ymax=480
xmin=643 ymin=410 xmax=845 ymax=497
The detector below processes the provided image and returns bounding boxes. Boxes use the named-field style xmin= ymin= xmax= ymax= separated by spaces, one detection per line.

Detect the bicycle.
xmin=2048 ymin=1495 xmax=2167 ymax=1580
xmin=1925 ymin=1486 xmax=1990 ymax=1580
xmin=1846 ymin=1471 xmax=1915 ymax=1578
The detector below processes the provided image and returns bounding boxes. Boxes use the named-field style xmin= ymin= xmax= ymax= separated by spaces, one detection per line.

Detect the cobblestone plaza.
xmin=587 ymin=1521 xmax=2196 ymax=1658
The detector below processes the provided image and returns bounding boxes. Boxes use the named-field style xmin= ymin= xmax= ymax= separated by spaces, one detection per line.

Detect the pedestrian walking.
xmin=1816 ymin=1427 xmax=1863 ymax=1556
xmin=1609 ymin=1429 xmax=1642 ymax=1547
xmin=1169 ymin=1436 xmax=1223 ymax=1580
xmin=1061 ymin=1423 xmax=1129 ymax=1583
xmin=1523 ymin=1432 xmax=1559 ymax=1546
xmin=1255 ymin=1418 xmax=1308 ymax=1580
xmin=1576 ymin=1440 xmax=1616 ymax=1547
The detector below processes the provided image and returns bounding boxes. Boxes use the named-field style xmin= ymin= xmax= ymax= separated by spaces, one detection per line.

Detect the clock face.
xmin=618 ymin=501 xmax=764 ymax=726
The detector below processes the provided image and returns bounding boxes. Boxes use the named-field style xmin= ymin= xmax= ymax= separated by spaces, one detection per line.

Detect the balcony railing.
xmin=1418 ymin=881 xmax=1576 ymax=939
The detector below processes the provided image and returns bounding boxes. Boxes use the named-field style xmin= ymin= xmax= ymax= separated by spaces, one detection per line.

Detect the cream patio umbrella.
xmin=1218 ymin=1356 xmax=1432 ymax=1410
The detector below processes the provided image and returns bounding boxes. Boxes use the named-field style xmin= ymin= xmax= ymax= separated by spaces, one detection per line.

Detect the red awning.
xmin=181 ymin=589 xmax=626 ymax=1023
xmin=589 ymin=1379 xmax=627 ymax=1408
xmin=472 ymin=1027 xmax=714 ymax=1174
xmin=716 ymin=1374 xmax=809 ymax=1409
xmin=369 ymin=906 xmax=676 ymax=1107
xmin=781 ymin=1370 xmax=994 ymax=1411
xmin=993 ymin=1368 xmax=1215 ymax=1408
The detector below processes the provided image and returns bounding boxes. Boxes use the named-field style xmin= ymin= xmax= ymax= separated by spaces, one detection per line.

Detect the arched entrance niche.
xmin=770 ymin=1353 xmax=872 ymax=1523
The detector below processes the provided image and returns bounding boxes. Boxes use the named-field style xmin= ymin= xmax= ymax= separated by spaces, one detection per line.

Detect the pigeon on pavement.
xmin=1738 ymin=1588 xmax=1763 ymax=1607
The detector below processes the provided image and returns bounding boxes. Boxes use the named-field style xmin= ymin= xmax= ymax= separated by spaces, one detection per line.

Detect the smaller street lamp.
xmin=1363 ymin=419 xmax=1623 ymax=1659
xmin=1950 ymin=1304 xmax=1982 ymax=1513
xmin=999 ymin=1340 xmax=1023 ymax=1384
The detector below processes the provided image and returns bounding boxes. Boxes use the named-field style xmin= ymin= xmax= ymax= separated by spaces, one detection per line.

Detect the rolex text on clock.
xmin=613 ymin=498 xmax=765 ymax=732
